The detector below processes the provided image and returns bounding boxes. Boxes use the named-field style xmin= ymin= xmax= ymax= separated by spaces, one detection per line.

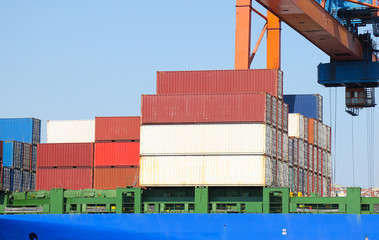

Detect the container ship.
xmin=2 ymin=0 xmax=379 ymax=239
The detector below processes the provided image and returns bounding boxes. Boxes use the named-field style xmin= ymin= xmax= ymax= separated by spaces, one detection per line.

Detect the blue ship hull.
xmin=0 ymin=213 xmax=378 ymax=240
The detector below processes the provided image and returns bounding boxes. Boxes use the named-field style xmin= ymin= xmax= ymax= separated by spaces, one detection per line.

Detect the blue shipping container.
xmin=3 ymin=141 xmax=23 ymax=168
xmin=0 ymin=118 xmax=41 ymax=144
xmin=2 ymin=167 xmax=13 ymax=191
xmin=284 ymin=94 xmax=323 ymax=122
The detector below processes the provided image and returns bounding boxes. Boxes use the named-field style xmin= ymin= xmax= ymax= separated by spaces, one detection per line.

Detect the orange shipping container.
xmin=94 ymin=167 xmax=140 ymax=189
xmin=94 ymin=142 xmax=140 ymax=167
xmin=308 ymin=119 xmax=315 ymax=145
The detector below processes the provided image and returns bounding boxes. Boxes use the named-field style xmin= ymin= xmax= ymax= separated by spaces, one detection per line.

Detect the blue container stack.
xmin=283 ymin=94 xmax=323 ymax=122
xmin=0 ymin=118 xmax=41 ymax=191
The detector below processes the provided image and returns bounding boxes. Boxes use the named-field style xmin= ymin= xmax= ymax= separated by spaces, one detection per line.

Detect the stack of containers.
xmin=0 ymin=118 xmax=41 ymax=192
xmin=94 ymin=117 xmax=141 ymax=189
xmin=36 ymin=120 xmax=95 ymax=190
xmin=285 ymin=94 xmax=332 ymax=196
xmin=140 ymin=69 xmax=290 ymax=187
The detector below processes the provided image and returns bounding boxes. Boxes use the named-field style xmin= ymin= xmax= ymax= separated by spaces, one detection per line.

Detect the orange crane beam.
xmin=235 ymin=0 xmax=252 ymax=69
xmin=256 ymin=0 xmax=363 ymax=61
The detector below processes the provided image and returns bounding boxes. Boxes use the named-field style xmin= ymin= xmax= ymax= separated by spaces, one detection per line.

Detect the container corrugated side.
xmin=140 ymin=124 xmax=272 ymax=156
xmin=157 ymin=69 xmax=283 ymax=99
xmin=12 ymin=168 xmax=22 ymax=192
xmin=308 ymin=119 xmax=315 ymax=144
xmin=2 ymin=167 xmax=13 ymax=191
xmin=283 ymin=133 xmax=288 ymax=162
xmin=3 ymin=141 xmax=23 ymax=168
xmin=140 ymin=155 xmax=272 ymax=187
xmin=36 ymin=167 xmax=93 ymax=191
xmin=141 ymin=93 xmax=272 ymax=125
xmin=47 ymin=120 xmax=95 ymax=143
xmin=283 ymin=94 xmax=323 ymax=122
xmin=283 ymin=103 xmax=288 ymax=132
xmin=95 ymin=116 xmax=140 ymax=142
xmin=22 ymin=143 xmax=31 ymax=170
xmin=278 ymin=100 xmax=283 ymax=130
xmin=0 ymin=118 xmax=41 ymax=144
xmin=93 ymin=167 xmax=140 ymax=189
xmin=94 ymin=142 xmax=139 ymax=167
xmin=37 ymin=143 xmax=94 ymax=167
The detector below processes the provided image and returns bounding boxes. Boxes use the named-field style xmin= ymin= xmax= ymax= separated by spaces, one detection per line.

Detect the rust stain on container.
xmin=93 ymin=167 xmax=140 ymax=189
xmin=36 ymin=167 xmax=93 ymax=190
xmin=156 ymin=69 xmax=283 ymax=99
xmin=95 ymin=116 xmax=140 ymax=142
xmin=37 ymin=143 xmax=94 ymax=168
xmin=142 ymin=93 xmax=272 ymax=125
xmin=94 ymin=142 xmax=140 ymax=167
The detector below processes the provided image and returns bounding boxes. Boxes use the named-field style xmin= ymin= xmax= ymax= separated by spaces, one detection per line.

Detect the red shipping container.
xmin=94 ymin=167 xmax=140 ymax=189
xmin=37 ymin=143 xmax=94 ymax=167
xmin=94 ymin=142 xmax=139 ymax=167
xmin=95 ymin=116 xmax=140 ymax=142
xmin=36 ymin=167 xmax=93 ymax=190
xmin=142 ymin=93 xmax=272 ymax=125
xmin=156 ymin=69 xmax=283 ymax=99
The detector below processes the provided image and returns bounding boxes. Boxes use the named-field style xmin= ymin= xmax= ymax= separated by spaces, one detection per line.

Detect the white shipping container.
xmin=318 ymin=175 xmax=322 ymax=195
xmin=140 ymin=155 xmax=273 ymax=186
xmin=47 ymin=120 xmax=95 ymax=143
xmin=313 ymin=146 xmax=317 ymax=174
xmin=140 ymin=124 xmax=272 ymax=156
xmin=304 ymin=170 xmax=308 ymax=195
xmin=326 ymin=126 xmax=331 ymax=152
xmin=271 ymin=128 xmax=277 ymax=158
xmin=323 ymin=150 xmax=327 ymax=176
xmin=272 ymin=158 xmax=277 ymax=187
xmin=304 ymin=142 xmax=308 ymax=169
xmin=288 ymin=113 xmax=305 ymax=140
xmin=283 ymin=133 xmax=288 ymax=162
xmin=323 ymin=177 xmax=327 ymax=197
xmin=309 ymin=172 xmax=313 ymax=193
xmin=293 ymin=138 xmax=298 ymax=166
xmin=327 ymin=153 xmax=332 ymax=178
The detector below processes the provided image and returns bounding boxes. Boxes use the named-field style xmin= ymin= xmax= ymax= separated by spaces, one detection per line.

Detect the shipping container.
xmin=271 ymin=128 xmax=277 ymax=158
xmin=283 ymin=163 xmax=289 ymax=187
xmin=12 ymin=168 xmax=22 ymax=192
xmin=318 ymin=148 xmax=322 ymax=175
xmin=36 ymin=167 xmax=93 ymax=191
xmin=326 ymin=125 xmax=332 ymax=152
xmin=156 ymin=69 xmax=284 ymax=99
xmin=272 ymin=158 xmax=277 ymax=187
xmin=140 ymin=155 xmax=273 ymax=187
xmin=272 ymin=98 xmax=277 ymax=128
xmin=288 ymin=114 xmax=305 ymax=140
xmin=318 ymin=175 xmax=322 ymax=195
xmin=277 ymin=131 xmax=282 ymax=160
xmin=278 ymin=100 xmax=283 ymax=130
xmin=283 ymin=103 xmax=289 ymax=132
xmin=30 ymin=171 xmax=36 ymax=191
xmin=93 ymin=167 xmax=140 ymax=189
xmin=323 ymin=177 xmax=327 ymax=197
xmin=283 ymin=133 xmax=288 ymax=162
xmin=141 ymin=93 xmax=273 ymax=125
xmin=309 ymin=144 xmax=313 ymax=171
xmin=293 ymin=167 xmax=298 ymax=193
xmin=3 ymin=141 xmax=23 ymax=168
xmin=94 ymin=142 xmax=139 ymax=167
xmin=309 ymin=172 xmax=313 ymax=194
xmin=47 ymin=120 xmax=95 ymax=143
xmin=283 ymin=94 xmax=323 ymax=122
xmin=299 ymin=140 xmax=304 ymax=169
xmin=2 ymin=167 xmax=12 ymax=191
xmin=31 ymin=145 xmax=37 ymax=171
xmin=140 ymin=124 xmax=272 ymax=156
xmin=299 ymin=168 xmax=304 ymax=194
xmin=277 ymin=161 xmax=283 ymax=187
xmin=304 ymin=142 xmax=308 ymax=170
xmin=95 ymin=116 xmax=140 ymax=142
xmin=37 ymin=143 xmax=94 ymax=167
xmin=0 ymin=118 xmax=41 ymax=144
xmin=304 ymin=118 xmax=309 ymax=142
xmin=292 ymin=138 xmax=298 ymax=167
xmin=22 ymin=143 xmax=31 ymax=170
xmin=0 ymin=140 xmax=3 ymax=166
xmin=22 ymin=170 xmax=30 ymax=192
xmin=288 ymin=138 xmax=293 ymax=166
xmin=308 ymin=119 xmax=316 ymax=144
xmin=288 ymin=166 xmax=293 ymax=192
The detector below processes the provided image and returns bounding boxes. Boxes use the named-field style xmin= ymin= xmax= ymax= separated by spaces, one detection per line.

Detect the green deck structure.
xmin=0 ymin=187 xmax=377 ymax=215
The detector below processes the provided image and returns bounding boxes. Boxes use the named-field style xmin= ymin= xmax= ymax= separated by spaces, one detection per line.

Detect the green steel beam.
xmin=195 ymin=187 xmax=208 ymax=213
xmin=50 ymin=189 xmax=64 ymax=214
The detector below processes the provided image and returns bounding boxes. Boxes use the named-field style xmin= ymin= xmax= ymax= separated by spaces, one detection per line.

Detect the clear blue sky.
xmin=0 ymin=1 xmax=377 ymax=188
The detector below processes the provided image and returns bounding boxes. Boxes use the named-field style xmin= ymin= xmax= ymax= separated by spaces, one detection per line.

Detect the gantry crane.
xmin=235 ymin=0 xmax=379 ymax=116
